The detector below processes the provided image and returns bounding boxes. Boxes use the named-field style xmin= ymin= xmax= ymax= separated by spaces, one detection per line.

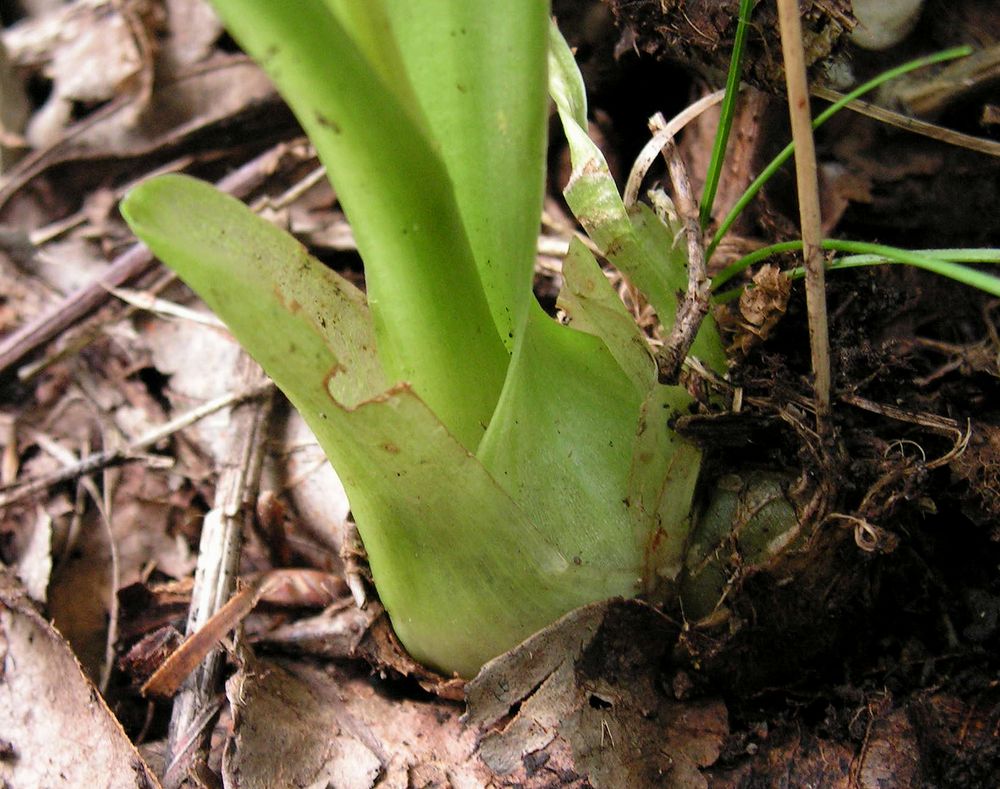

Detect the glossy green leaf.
xmin=627 ymin=384 xmax=703 ymax=597
xmin=122 ymin=175 xmax=621 ymax=677
xmin=208 ymin=0 xmax=507 ymax=449
xmin=382 ymin=0 xmax=550 ymax=349
xmin=122 ymin=175 xmax=386 ymax=410
xmin=120 ymin=12 xmax=744 ymax=679
xmin=476 ymin=303 xmax=646 ymax=594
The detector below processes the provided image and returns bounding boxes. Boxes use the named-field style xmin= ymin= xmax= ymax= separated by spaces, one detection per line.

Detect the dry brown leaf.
xmin=160 ymin=0 xmax=222 ymax=69
xmin=0 ymin=35 xmax=29 ymax=173
xmin=262 ymin=407 xmax=352 ymax=555
xmin=725 ymin=263 xmax=792 ymax=357
xmin=353 ymin=614 xmax=467 ymax=701
xmin=4 ymin=0 xmax=155 ymax=148
xmin=0 ymin=55 xmax=278 ymax=211
xmin=0 ymin=245 xmax=50 ymax=330
xmin=0 ymin=568 xmax=161 ymax=788
xmin=223 ymin=652 xmax=488 ymax=788
xmin=28 ymin=236 xmax=111 ymax=294
xmin=141 ymin=314 xmax=246 ymax=459
xmin=465 ymin=598 xmax=728 ymax=788
xmin=76 ymin=54 xmax=275 ymax=155
xmin=254 ymin=600 xmax=382 ymax=661
xmin=13 ymin=504 xmax=52 ymax=601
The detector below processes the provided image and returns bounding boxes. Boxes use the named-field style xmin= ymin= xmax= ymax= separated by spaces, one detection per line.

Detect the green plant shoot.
xmin=121 ymin=2 xmax=722 ymax=677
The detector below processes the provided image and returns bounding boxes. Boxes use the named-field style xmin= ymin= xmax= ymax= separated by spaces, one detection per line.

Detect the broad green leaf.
xmin=384 ymin=0 xmax=550 ymax=350
xmin=334 ymin=384 xmax=623 ymax=678
xmin=208 ymin=0 xmax=507 ymax=449
xmin=556 ymin=239 xmax=702 ymax=591
xmin=319 ymin=0 xmax=424 ymax=123
xmin=121 ymin=175 xmax=386 ymax=408
xmin=476 ymin=305 xmax=647 ymax=592
xmin=121 ymin=14 xmax=746 ymax=678
xmin=122 ymin=174 xmax=625 ymax=677
xmin=626 ymin=384 xmax=703 ymax=596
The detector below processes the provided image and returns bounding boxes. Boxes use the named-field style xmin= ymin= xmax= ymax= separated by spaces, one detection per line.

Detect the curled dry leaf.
xmin=0 ymin=52 xmax=278 ymax=210
xmin=254 ymin=598 xmax=382 ymax=662
xmin=352 ymin=614 xmax=468 ymax=702
xmin=725 ymin=263 xmax=792 ymax=357
xmin=0 ymin=35 xmax=29 ymax=172
xmin=12 ymin=505 xmax=52 ymax=602
xmin=0 ymin=569 xmax=160 ymax=788
xmin=262 ymin=406 xmax=352 ymax=556
xmin=160 ymin=0 xmax=223 ymax=69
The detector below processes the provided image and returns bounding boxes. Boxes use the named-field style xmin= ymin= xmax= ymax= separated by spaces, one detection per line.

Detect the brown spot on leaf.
xmin=314 ymin=112 xmax=341 ymax=134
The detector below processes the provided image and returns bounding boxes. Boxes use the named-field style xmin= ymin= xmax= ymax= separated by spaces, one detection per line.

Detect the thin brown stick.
xmin=0 ymin=141 xmax=301 ymax=379
xmin=163 ymin=353 xmax=273 ymax=785
xmin=776 ymin=0 xmax=831 ymax=435
xmin=811 ymin=86 xmax=1000 ymax=159
xmin=0 ymin=381 xmax=272 ymax=509
xmin=654 ymin=138 xmax=712 ymax=383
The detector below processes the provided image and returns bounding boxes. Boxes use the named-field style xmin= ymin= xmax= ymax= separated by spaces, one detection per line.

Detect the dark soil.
xmin=561 ymin=1 xmax=1000 ymax=785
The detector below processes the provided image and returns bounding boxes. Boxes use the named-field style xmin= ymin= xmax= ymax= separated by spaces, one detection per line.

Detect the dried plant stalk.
xmin=776 ymin=0 xmax=832 ymax=433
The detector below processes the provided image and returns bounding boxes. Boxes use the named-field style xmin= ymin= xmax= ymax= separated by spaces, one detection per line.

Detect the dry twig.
xmin=654 ymin=138 xmax=712 ymax=383
xmin=163 ymin=353 xmax=273 ymax=786
xmin=776 ymin=0 xmax=832 ymax=435
xmin=0 ymin=381 xmax=272 ymax=509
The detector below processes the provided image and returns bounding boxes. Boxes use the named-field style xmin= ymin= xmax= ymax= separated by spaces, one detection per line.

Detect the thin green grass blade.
xmin=208 ymin=0 xmax=507 ymax=449
xmin=712 ymin=239 xmax=806 ymax=290
xmin=810 ymin=241 xmax=1000 ymax=296
xmin=706 ymin=46 xmax=973 ymax=260
xmin=699 ymin=0 xmax=754 ymax=228
xmin=382 ymin=0 xmax=549 ymax=349
xmin=712 ymin=239 xmax=1000 ymax=299
xmin=121 ymin=174 xmax=616 ymax=678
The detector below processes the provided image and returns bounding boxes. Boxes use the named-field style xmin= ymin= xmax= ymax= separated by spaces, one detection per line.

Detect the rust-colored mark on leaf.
xmin=314 ymin=111 xmax=341 ymax=134
xmin=322 ymin=363 xmax=347 ymax=392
